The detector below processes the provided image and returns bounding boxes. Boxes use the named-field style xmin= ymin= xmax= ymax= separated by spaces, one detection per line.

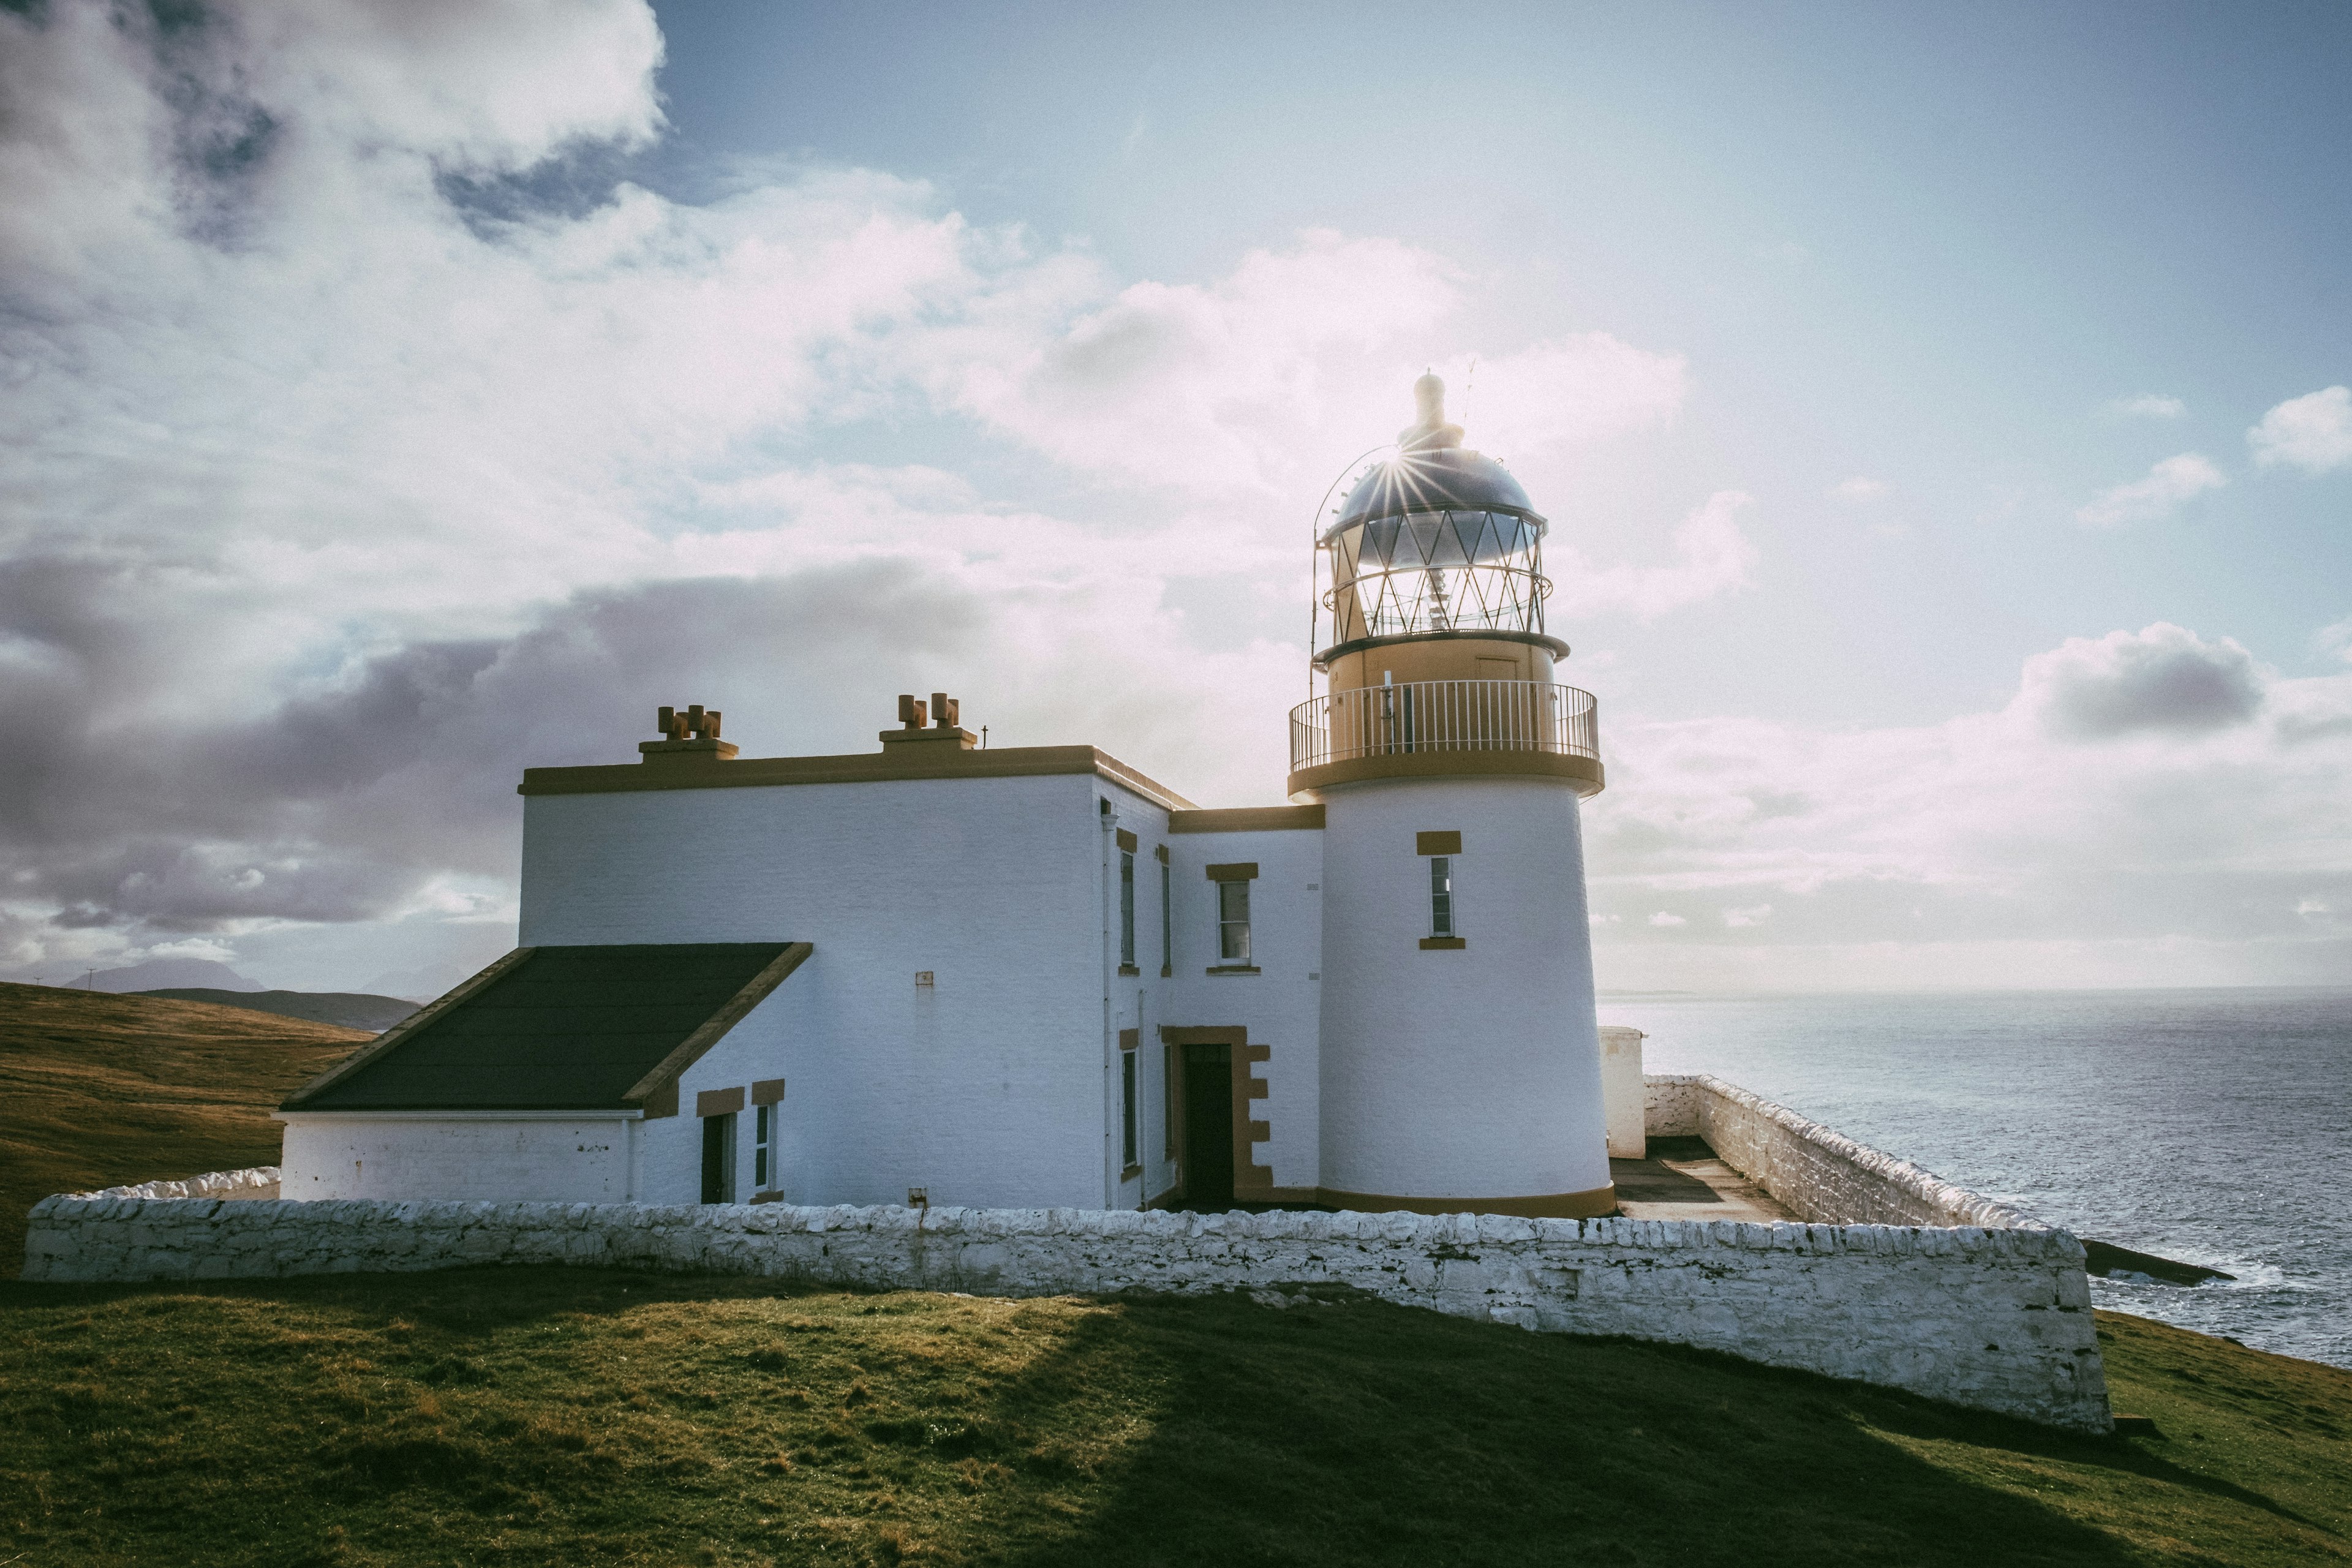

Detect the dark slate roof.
xmin=282 ymin=943 xmax=805 ymax=1113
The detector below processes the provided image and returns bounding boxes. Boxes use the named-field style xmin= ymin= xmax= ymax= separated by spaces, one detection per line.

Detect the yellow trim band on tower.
xmin=1289 ymin=748 xmax=1604 ymax=801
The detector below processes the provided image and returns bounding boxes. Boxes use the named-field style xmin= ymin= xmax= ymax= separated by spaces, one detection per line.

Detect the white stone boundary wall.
xmin=22 ymin=1188 xmax=2110 ymax=1433
xmin=69 ymin=1166 xmax=282 ymax=1202
xmin=1645 ymin=1075 xmax=2041 ymax=1232
xmin=1642 ymin=1075 xmax=1704 ymax=1139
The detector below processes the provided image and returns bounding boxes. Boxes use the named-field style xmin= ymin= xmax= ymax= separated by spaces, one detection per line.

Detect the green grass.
xmin=4 ymin=986 xmax=2345 ymax=1563
xmin=0 ymin=982 xmax=366 ymax=1268
xmin=0 ymin=1270 xmax=2343 ymax=1567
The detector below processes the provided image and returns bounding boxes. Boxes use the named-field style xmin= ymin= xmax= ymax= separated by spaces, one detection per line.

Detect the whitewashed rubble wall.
xmin=72 ymin=1166 xmax=282 ymax=1202
xmin=1645 ymin=1075 xmax=2042 ymax=1231
xmin=1642 ymin=1073 xmax=1703 ymax=1139
xmin=21 ymin=1189 xmax=2109 ymax=1433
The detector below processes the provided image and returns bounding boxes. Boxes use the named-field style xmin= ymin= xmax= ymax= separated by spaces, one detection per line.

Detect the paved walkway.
xmin=1611 ymin=1136 xmax=1795 ymax=1223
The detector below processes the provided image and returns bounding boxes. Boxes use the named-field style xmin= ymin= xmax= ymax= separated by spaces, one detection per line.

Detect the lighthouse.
xmin=280 ymin=370 xmax=1619 ymax=1220
xmin=1292 ymin=374 xmax=1615 ymax=1216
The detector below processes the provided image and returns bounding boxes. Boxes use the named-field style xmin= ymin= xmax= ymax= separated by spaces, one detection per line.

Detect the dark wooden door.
xmin=1183 ymin=1044 xmax=1234 ymax=1210
xmin=701 ymin=1111 xmax=736 ymax=1204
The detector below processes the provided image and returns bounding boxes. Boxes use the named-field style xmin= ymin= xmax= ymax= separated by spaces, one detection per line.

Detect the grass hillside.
xmin=3 ymin=984 xmax=2344 ymax=1563
xmin=136 ymin=987 xmax=422 ymax=1034
xmin=0 ymin=1272 xmax=2345 ymax=1568
xmin=0 ymin=982 xmax=367 ymax=1268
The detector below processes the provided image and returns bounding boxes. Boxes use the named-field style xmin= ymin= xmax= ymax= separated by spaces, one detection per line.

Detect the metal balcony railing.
xmin=1289 ymin=679 xmax=1600 ymax=772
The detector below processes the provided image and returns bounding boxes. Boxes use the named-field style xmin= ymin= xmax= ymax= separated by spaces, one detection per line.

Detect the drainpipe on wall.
xmin=1099 ymin=797 xmax=1118 ymax=1210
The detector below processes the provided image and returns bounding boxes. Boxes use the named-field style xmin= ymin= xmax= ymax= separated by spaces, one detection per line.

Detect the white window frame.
xmin=1159 ymin=854 xmax=1173 ymax=976
xmin=1119 ymin=848 xmax=1137 ymax=967
xmin=1217 ymin=877 xmax=1251 ymax=963
xmin=1120 ymin=1046 xmax=1139 ymax=1171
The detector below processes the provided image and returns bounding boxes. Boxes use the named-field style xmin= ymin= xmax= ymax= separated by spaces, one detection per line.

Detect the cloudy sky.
xmin=2 ymin=0 xmax=2347 ymax=996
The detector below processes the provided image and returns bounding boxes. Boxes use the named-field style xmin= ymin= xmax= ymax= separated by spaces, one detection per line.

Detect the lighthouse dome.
xmin=1328 ymin=445 xmax=1541 ymax=537
xmin=1324 ymin=372 xmax=1545 ymax=542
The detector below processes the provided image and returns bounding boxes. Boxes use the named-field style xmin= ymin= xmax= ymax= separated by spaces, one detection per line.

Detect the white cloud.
xmin=1551 ymin=491 xmax=1757 ymax=622
xmin=1722 ymin=905 xmax=1773 ymax=927
xmin=2075 ymin=453 xmax=2225 ymax=528
xmin=2320 ymin=619 xmax=2352 ymax=665
xmin=30 ymin=4 xmax=2332 ymax=997
xmin=141 ymin=937 xmax=241 ymax=963
xmin=938 ymin=285 xmax=1691 ymax=498
xmin=933 ymin=230 xmax=1463 ymax=493
xmin=2248 ymin=386 xmax=2352 ymax=474
xmin=1831 ymin=477 xmax=1889 ymax=502
xmin=2021 ymin=623 xmax=2263 ymax=741
xmin=0 ymin=0 xmax=1713 ymax=982
xmin=2106 ymin=394 xmax=2186 ymax=420
xmin=1583 ymin=621 xmax=2352 ymax=989
xmin=1430 ymin=337 xmax=1687 ymax=459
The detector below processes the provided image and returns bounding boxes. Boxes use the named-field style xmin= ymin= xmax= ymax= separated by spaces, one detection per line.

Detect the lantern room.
xmin=1316 ymin=372 xmax=1569 ymax=694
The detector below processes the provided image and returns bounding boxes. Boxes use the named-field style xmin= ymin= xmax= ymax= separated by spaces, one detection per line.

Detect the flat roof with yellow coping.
xmin=518 ymin=742 xmax=1202 ymax=814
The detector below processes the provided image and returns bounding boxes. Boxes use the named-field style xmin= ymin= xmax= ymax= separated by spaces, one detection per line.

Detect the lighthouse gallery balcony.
xmin=1286 ymin=678 xmax=1604 ymax=799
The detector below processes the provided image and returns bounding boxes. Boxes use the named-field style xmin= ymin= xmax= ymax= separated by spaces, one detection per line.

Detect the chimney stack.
xmin=883 ymin=692 xmax=977 ymax=752
xmin=640 ymin=703 xmax=739 ymax=764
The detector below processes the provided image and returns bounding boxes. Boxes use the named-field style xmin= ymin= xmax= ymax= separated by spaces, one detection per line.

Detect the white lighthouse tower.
xmin=1293 ymin=374 xmax=1614 ymax=1216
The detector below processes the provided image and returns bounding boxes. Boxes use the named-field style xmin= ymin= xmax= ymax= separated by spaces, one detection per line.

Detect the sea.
xmin=1597 ymin=987 xmax=2352 ymax=1371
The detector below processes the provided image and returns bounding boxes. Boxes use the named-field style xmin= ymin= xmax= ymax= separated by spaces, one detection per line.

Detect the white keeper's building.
xmin=278 ymin=377 xmax=1618 ymax=1218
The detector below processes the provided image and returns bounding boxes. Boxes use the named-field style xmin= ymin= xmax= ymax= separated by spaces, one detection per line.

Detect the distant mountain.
xmin=135 ymin=989 xmax=421 ymax=1033
xmin=361 ymin=963 xmax=472 ymax=1003
xmin=80 ymin=958 xmax=265 ymax=993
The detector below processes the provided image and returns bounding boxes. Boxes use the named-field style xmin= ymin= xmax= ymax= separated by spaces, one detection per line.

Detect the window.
xmin=1218 ymin=878 xmax=1251 ymax=963
xmin=1119 ymin=849 xmax=1137 ymax=968
xmin=1120 ymin=1047 xmax=1139 ymax=1170
xmin=1159 ymin=856 xmax=1173 ymax=975
xmin=700 ymin=1111 xmax=737 ymax=1204
xmin=754 ymin=1104 xmax=775 ymax=1190
xmin=1204 ymin=863 xmax=1258 ymax=971
xmin=1430 ymin=855 xmax=1454 ymax=937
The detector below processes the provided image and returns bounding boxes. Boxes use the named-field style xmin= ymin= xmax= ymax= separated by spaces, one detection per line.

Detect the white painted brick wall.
xmin=1317 ymin=778 xmax=1608 ymax=1200
xmin=281 ymin=1119 xmax=636 ymax=1203
xmin=1163 ymin=824 xmax=1325 ymax=1194
xmin=519 ymin=772 xmax=1114 ymax=1210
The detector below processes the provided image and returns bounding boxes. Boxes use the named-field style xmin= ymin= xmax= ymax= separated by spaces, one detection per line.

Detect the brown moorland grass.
xmin=0 ymin=981 xmax=366 ymax=1267
xmin=0 ymin=1268 xmax=2343 ymax=1567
